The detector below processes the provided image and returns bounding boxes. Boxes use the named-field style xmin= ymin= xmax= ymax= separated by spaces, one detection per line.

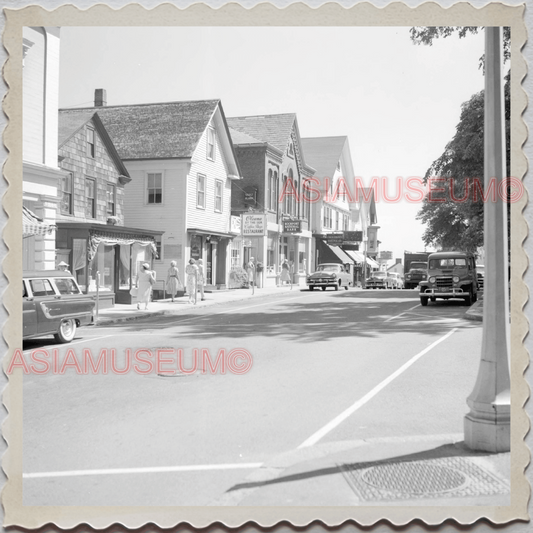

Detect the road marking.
xmin=23 ymin=335 xmax=113 ymax=354
xmin=23 ymin=462 xmax=263 ymax=479
xmin=384 ymin=303 xmax=420 ymax=322
xmin=298 ymin=327 xmax=459 ymax=449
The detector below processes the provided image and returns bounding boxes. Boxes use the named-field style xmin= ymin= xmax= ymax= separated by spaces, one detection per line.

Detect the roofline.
xmin=228 ymin=112 xmax=297 ymax=120
xmin=214 ymin=101 xmax=244 ymax=179
xmin=59 ymin=98 xmax=221 ymax=112
xmin=301 ymin=135 xmax=349 ymax=142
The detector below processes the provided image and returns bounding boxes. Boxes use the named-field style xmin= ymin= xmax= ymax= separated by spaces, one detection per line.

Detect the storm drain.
xmin=338 ymin=456 xmax=509 ymax=501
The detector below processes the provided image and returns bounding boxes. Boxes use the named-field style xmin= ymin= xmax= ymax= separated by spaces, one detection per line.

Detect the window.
xmin=344 ymin=214 xmax=350 ymax=230
xmin=197 ymin=174 xmax=206 ymax=208
xmin=207 ymin=128 xmax=216 ymax=161
xmin=215 ymin=180 xmax=223 ymax=212
xmin=147 ymin=173 xmax=162 ymax=204
xmin=336 ymin=211 xmax=340 ymax=230
xmin=55 ymin=278 xmax=81 ymax=295
xmin=85 ymin=178 xmax=96 ymax=218
xmin=323 ymin=206 xmax=332 ymax=229
xmin=106 ymin=183 xmax=116 ymax=216
xmin=87 ymin=128 xmax=95 ymax=158
xmin=288 ymin=142 xmax=294 ymax=157
xmin=30 ymin=278 xmax=55 ymax=297
xmin=60 ymin=173 xmax=73 ymax=215
xmin=155 ymin=237 xmax=162 ymax=260
xmin=272 ymin=171 xmax=278 ymax=212
xmin=267 ymin=169 xmax=272 ymax=210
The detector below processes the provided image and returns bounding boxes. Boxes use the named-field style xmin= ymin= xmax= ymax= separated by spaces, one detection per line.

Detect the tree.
xmin=411 ymin=28 xmax=510 ymax=253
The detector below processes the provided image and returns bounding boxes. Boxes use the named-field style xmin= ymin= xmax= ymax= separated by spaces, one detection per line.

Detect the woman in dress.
xmin=196 ymin=258 xmax=205 ymax=301
xmin=136 ymin=263 xmax=155 ymax=310
xmin=185 ymin=259 xmax=199 ymax=304
xmin=280 ymin=259 xmax=291 ymax=288
xmin=166 ymin=260 xmax=182 ymax=302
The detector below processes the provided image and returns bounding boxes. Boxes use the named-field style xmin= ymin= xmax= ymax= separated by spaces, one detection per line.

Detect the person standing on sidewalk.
xmin=136 ymin=263 xmax=155 ymax=310
xmin=185 ymin=259 xmax=199 ymax=304
xmin=165 ymin=260 xmax=182 ymax=302
xmin=246 ymin=257 xmax=255 ymax=290
xmin=280 ymin=259 xmax=291 ymax=289
xmin=196 ymin=258 xmax=206 ymax=301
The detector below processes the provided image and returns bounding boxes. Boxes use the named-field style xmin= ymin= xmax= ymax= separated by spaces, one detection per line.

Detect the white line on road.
xmin=297 ymin=327 xmax=459 ymax=449
xmin=23 ymin=335 xmax=114 ymax=355
xmin=23 ymin=462 xmax=263 ymax=479
xmin=384 ymin=304 xmax=420 ymax=322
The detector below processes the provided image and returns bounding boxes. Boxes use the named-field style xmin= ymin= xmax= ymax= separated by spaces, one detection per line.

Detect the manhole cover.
xmin=361 ymin=463 xmax=467 ymax=494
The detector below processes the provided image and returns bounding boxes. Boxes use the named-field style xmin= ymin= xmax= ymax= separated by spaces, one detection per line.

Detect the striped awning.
xmin=23 ymin=206 xmax=56 ymax=238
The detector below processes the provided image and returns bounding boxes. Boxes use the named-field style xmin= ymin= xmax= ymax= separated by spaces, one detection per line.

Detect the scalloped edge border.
xmin=1 ymin=1 xmax=529 ymax=529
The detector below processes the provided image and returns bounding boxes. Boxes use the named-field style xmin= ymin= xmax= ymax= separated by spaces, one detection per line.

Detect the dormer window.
xmin=207 ymin=128 xmax=216 ymax=161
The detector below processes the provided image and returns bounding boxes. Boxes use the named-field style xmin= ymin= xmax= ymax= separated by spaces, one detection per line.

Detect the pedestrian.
xmin=57 ymin=261 xmax=71 ymax=275
xmin=246 ymin=257 xmax=255 ymax=288
xmin=135 ymin=262 xmax=156 ymax=310
xmin=165 ymin=260 xmax=182 ymax=302
xmin=280 ymin=259 xmax=291 ymax=288
xmin=185 ymin=259 xmax=199 ymax=304
xmin=196 ymin=258 xmax=205 ymax=301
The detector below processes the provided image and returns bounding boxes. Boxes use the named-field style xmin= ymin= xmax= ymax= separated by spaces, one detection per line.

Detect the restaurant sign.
xmin=326 ymin=233 xmax=344 ymax=246
xmin=242 ymin=214 xmax=266 ymax=236
xmin=283 ymin=220 xmax=301 ymax=234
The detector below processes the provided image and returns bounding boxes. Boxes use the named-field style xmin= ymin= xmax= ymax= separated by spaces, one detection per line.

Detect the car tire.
xmin=344 ymin=284 xmax=349 ymax=290
xmin=54 ymin=318 xmax=77 ymax=343
xmin=464 ymin=287 xmax=473 ymax=306
xmin=309 ymin=286 xmax=314 ymax=291
xmin=334 ymin=282 xmax=339 ymax=291
xmin=321 ymin=286 xmax=327 ymax=291
xmin=420 ymin=296 xmax=429 ymax=306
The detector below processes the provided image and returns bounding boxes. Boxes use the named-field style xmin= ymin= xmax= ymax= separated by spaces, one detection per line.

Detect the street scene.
xmin=22 ymin=287 xmax=509 ymax=506
xmin=14 ymin=13 xmax=519 ymax=523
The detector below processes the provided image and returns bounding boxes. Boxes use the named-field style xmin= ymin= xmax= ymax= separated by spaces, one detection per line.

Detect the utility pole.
xmin=464 ymin=27 xmax=510 ymax=452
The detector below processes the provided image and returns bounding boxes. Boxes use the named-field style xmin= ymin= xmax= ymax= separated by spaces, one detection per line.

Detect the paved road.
xmin=22 ymin=289 xmax=482 ymax=505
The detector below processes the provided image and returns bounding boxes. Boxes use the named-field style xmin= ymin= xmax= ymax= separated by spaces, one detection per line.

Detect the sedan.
xmin=306 ymin=263 xmax=352 ymax=291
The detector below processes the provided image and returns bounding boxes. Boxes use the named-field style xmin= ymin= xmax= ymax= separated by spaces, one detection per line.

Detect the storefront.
xmin=56 ymin=223 xmax=162 ymax=307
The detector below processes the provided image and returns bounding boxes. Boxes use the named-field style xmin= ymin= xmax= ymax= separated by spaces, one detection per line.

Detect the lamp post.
xmin=464 ymin=27 xmax=510 ymax=452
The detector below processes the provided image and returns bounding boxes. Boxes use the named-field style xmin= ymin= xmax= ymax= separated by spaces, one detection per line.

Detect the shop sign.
xmin=283 ymin=220 xmax=301 ymax=234
xmin=326 ymin=233 xmax=344 ymax=246
xmin=191 ymin=234 xmax=202 ymax=260
xmin=343 ymin=231 xmax=363 ymax=242
xmin=343 ymin=244 xmax=359 ymax=251
xmin=242 ymin=214 xmax=266 ymax=236
xmin=244 ymin=187 xmax=257 ymax=205
xmin=379 ymin=250 xmax=393 ymax=260
xmin=230 ymin=216 xmax=242 ymax=234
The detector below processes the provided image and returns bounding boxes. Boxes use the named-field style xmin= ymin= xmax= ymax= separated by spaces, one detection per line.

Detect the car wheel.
xmin=309 ymin=286 xmax=314 ymax=291
xmin=54 ymin=318 xmax=77 ymax=343
xmin=464 ymin=288 xmax=472 ymax=306
xmin=420 ymin=296 xmax=429 ymax=306
xmin=334 ymin=282 xmax=339 ymax=291
xmin=345 ymin=284 xmax=349 ymax=290
xmin=321 ymin=286 xmax=327 ymax=291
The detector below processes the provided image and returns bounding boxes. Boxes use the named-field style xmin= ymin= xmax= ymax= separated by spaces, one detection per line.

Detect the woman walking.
xmin=196 ymin=258 xmax=205 ymax=301
xmin=136 ymin=263 xmax=155 ymax=310
xmin=280 ymin=259 xmax=291 ymax=289
xmin=166 ymin=261 xmax=182 ymax=302
xmin=185 ymin=259 xmax=199 ymax=304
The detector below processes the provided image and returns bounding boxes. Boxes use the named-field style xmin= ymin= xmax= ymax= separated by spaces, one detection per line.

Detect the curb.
xmin=464 ymin=300 xmax=483 ymax=322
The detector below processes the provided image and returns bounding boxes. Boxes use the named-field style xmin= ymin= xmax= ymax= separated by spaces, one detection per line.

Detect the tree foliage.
xmin=416 ymin=77 xmax=510 ymax=253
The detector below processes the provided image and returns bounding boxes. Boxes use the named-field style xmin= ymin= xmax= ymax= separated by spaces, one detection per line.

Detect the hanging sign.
xmin=242 ymin=214 xmax=266 ymax=236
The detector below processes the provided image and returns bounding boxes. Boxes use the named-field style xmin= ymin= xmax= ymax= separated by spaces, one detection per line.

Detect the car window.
xmin=29 ymin=278 xmax=56 ymax=297
xmin=318 ymin=265 xmax=339 ymax=272
xmin=374 ymin=272 xmax=386 ymax=278
xmin=54 ymin=278 xmax=82 ymax=295
xmin=23 ymin=282 xmax=28 ymax=298
xmin=411 ymin=262 xmax=427 ymax=269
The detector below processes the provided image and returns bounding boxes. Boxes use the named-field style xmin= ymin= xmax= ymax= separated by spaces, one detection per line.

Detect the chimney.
xmin=95 ymin=89 xmax=107 ymax=107
xmin=395 ymin=258 xmax=402 ymax=265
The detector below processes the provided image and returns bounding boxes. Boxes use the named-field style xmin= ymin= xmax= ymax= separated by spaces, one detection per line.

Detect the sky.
xmin=58 ymin=26 xmax=486 ymax=263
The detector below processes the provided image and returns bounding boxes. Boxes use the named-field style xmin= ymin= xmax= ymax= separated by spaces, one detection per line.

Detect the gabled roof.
xmin=59 ymin=99 xmax=221 ymax=160
xmin=58 ymin=110 xmax=130 ymax=179
xmin=227 ymin=113 xmax=296 ymax=153
xmin=301 ymin=136 xmax=347 ymax=179
xmin=229 ymin=127 xmax=263 ymax=146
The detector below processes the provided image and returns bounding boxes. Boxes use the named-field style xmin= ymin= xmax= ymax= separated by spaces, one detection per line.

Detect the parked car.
xmin=418 ymin=251 xmax=478 ymax=306
xmin=476 ymin=264 xmax=485 ymax=291
xmin=365 ymin=271 xmax=393 ymax=289
xmin=306 ymin=263 xmax=352 ymax=291
xmin=23 ymin=270 xmax=96 ymax=343
xmin=388 ymin=272 xmax=404 ymax=289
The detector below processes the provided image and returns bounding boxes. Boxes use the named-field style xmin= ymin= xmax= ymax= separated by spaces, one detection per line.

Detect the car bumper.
xmin=307 ymin=280 xmax=337 ymax=287
xmin=420 ymin=287 xmax=468 ymax=297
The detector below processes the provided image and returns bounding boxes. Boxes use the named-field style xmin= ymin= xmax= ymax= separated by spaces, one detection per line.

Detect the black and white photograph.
xmin=1 ymin=0 xmax=530 ymax=529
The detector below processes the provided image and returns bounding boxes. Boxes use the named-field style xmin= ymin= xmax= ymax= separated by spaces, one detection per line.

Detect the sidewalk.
xmin=215 ymin=434 xmax=510 ymax=506
xmin=94 ymin=284 xmax=300 ymax=325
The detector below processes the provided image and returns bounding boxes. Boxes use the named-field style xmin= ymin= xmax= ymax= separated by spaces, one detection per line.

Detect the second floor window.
xmin=323 ymin=206 xmax=332 ymax=229
xmin=106 ymin=184 xmax=116 ymax=216
xmin=207 ymin=128 xmax=216 ymax=161
xmin=60 ymin=173 xmax=73 ymax=215
xmin=87 ymin=128 xmax=95 ymax=158
xmin=197 ymin=174 xmax=206 ymax=208
xmin=85 ymin=178 xmax=96 ymax=219
xmin=215 ymin=180 xmax=223 ymax=212
xmin=147 ymin=173 xmax=162 ymax=204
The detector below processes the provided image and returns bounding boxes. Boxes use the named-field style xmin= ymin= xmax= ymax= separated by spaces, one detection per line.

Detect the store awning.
xmin=344 ymin=249 xmax=379 ymax=268
xmin=88 ymin=229 xmax=158 ymax=261
xmin=23 ymin=206 xmax=56 ymax=238
xmin=316 ymin=239 xmax=354 ymax=264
